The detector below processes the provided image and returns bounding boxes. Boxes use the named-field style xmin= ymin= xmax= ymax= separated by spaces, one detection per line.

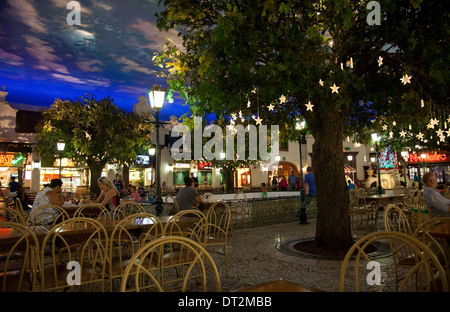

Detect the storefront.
xmin=407 ymin=151 xmax=450 ymax=184
xmin=198 ymin=162 xmax=213 ymax=186
xmin=235 ymin=167 xmax=251 ymax=188
xmin=40 ymin=157 xmax=89 ymax=193
xmin=173 ymin=162 xmax=191 ymax=186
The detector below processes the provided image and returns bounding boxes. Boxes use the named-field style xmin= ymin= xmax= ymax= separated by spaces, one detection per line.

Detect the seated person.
xmin=422 ymin=172 xmax=450 ymax=217
xmin=30 ymin=179 xmax=65 ymax=224
xmin=90 ymin=176 xmax=121 ymax=211
xmin=175 ymin=177 xmax=203 ymax=211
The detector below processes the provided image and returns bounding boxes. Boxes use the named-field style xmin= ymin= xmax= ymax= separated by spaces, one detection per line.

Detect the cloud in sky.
xmin=6 ymin=0 xmax=47 ymax=33
xmin=110 ymin=54 xmax=155 ymax=75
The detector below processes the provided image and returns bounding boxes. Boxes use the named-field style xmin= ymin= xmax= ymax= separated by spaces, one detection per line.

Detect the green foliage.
xmin=154 ymin=0 xmax=448 ymax=152
xmin=35 ymin=94 xmax=153 ymax=180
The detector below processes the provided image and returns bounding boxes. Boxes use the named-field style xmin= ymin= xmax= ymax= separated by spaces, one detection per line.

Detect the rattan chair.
xmin=384 ymin=204 xmax=413 ymax=234
xmin=120 ymin=236 xmax=221 ymax=292
xmin=204 ymin=201 xmax=232 ymax=277
xmin=413 ymin=217 xmax=450 ymax=280
xmin=106 ymin=213 xmax=162 ymax=291
xmin=0 ymin=207 xmax=25 ymax=224
xmin=113 ymin=201 xmax=146 ymax=219
xmin=0 ymin=221 xmax=40 ymax=292
xmin=230 ymin=192 xmax=248 ymax=231
xmin=26 ymin=204 xmax=70 ymax=226
xmin=164 ymin=194 xmax=179 ymax=215
xmin=163 ymin=209 xmax=208 ymax=244
xmin=73 ymin=203 xmax=112 ymax=220
xmin=339 ymin=231 xmax=448 ymax=292
xmin=38 ymin=217 xmax=108 ymax=291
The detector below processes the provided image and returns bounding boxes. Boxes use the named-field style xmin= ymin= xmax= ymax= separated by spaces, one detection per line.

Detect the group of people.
xmin=270 ymin=167 xmax=316 ymax=196
xmin=24 ymin=168 xmax=450 ymax=225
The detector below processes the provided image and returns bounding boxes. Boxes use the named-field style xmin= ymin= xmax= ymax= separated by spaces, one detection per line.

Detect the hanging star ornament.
xmin=255 ymin=115 xmax=263 ymax=125
xmin=305 ymin=101 xmax=314 ymax=112
xmin=430 ymin=118 xmax=439 ymax=127
xmin=436 ymin=129 xmax=444 ymax=137
xmin=378 ymin=56 xmax=383 ymax=67
xmin=279 ymin=95 xmax=286 ymax=104
xmin=416 ymin=132 xmax=424 ymax=140
xmin=267 ymin=103 xmax=274 ymax=111
xmin=421 ymin=99 xmax=424 ymax=108
xmin=400 ymin=130 xmax=406 ymax=137
xmin=382 ymin=124 xmax=388 ymax=131
xmin=319 ymin=79 xmax=324 ymax=86
xmin=400 ymin=74 xmax=412 ymax=85
xmin=330 ymin=84 xmax=340 ymax=94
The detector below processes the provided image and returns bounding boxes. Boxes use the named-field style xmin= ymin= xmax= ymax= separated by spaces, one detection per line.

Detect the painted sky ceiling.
xmin=0 ymin=0 xmax=187 ymax=120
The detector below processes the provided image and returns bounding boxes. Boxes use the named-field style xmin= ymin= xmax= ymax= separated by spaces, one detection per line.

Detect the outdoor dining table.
xmin=427 ymin=221 xmax=450 ymax=239
xmin=361 ymin=194 xmax=406 ymax=205
xmin=0 ymin=215 xmax=200 ymax=249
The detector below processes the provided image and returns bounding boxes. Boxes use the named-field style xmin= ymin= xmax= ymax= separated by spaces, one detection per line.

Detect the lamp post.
xmin=148 ymin=85 xmax=167 ymax=216
xmin=401 ymin=151 xmax=409 ymax=188
xmin=371 ymin=133 xmax=383 ymax=195
xmin=296 ymin=120 xmax=307 ymax=224
xmin=57 ymin=141 xmax=65 ymax=180
xmin=417 ymin=152 xmax=427 ymax=190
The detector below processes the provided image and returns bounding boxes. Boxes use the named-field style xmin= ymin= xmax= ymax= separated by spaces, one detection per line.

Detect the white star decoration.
xmin=378 ymin=56 xmax=383 ymax=67
xmin=279 ymin=95 xmax=286 ymax=104
xmin=400 ymin=130 xmax=406 ymax=137
xmin=247 ymin=101 xmax=251 ymax=108
xmin=430 ymin=118 xmax=439 ymax=127
xmin=446 ymin=129 xmax=450 ymax=137
xmin=267 ymin=104 xmax=274 ymax=111
xmin=421 ymin=99 xmax=424 ymax=108
xmin=305 ymin=101 xmax=314 ymax=112
xmin=382 ymin=125 xmax=388 ymax=131
xmin=255 ymin=116 xmax=263 ymax=125
xmin=400 ymin=74 xmax=412 ymax=85
xmin=330 ymin=84 xmax=340 ymax=94
xmin=354 ymin=142 xmax=361 ymax=148
xmin=436 ymin=129 xmax=444 ymax=137
xmin=416 ymin=132 xmax=424 ymax=140
xmin=319 ymin=79 xmax=324 ymax=86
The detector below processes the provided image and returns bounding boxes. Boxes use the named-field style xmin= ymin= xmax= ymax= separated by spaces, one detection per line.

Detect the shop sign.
xmin=198 ymin=162 xmax=212 ymax=170
xmin=0 ymin=154 xmax=15 ymax=166
xmin=408 ymin=152 xmax=448 ymax=164
xmin=174 ymin=163 xmax=191 ymax=169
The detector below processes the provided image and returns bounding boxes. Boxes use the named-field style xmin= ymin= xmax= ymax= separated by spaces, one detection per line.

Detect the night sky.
xmin=0 ymin=0 xmax=189 ymax=121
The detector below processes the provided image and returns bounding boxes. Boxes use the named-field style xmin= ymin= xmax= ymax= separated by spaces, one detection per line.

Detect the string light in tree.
xmin=319 ymin=79 xmax=324 ymax=86
xmin=279 ymin=95 xmax=286 ymax=104
xmin=267 ymin=103 xmax=274 ymax=111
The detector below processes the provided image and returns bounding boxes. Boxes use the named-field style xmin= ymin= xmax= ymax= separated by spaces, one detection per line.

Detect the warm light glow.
xmin=347 ymin=155 xmax=353 ymax=161
xmin=57 ymin=142 xmax=65 ymax=151
xmin=296 ymin=120 xmax=306 ymax=130
xmin=219 ymin=152 xmax=226 ymax=159
xmin=370 ymin=157 xmax=376 ymax=163
xmin=148 ymin=85 xmax=166 ymax=110
xmin=275 ymin=155 xmax=281 ymax=161
xmin=401 ymin=151 xmax=408 ymax=159
xmin=420 ymin=153 xmax=427 ymax=160
xmin=371 ymin=133 xmax=380 ymax=142
xmin=148 ymin=147 xmax=156 ymax=156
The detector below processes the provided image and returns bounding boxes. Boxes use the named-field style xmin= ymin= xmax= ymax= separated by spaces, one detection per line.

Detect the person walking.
xmin=288 ymin=171 xmax=298 ymax=191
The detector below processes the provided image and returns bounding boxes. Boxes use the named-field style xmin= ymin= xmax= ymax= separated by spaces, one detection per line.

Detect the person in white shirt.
xmin=422 ymin=172 xmax=450 ymax=217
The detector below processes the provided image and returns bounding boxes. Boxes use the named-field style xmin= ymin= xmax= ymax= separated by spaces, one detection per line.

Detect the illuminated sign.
xmin=12 ymin=155 xmax=24 ymax=165
xmin=408 ymin=152 xmax=448 ymax=163
xmin=198 ymin=162 xmax=212 ymax=170
xmin=0 ymin=154 xmax=15 ymax=166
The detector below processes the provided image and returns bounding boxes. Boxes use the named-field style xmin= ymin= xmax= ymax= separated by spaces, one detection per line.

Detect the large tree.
xmin=154 ymin=0 xmax=448 ymax=253
xmin=35 ymin=95 xmax=152 ymax=195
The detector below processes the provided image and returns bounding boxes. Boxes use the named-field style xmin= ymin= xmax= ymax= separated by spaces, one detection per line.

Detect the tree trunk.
xmin=224 ymin=167 xmax=235 ymax=193
xmin=87 ymin=160 xmax=107 ymax=197
xmin=310 ymin=110 xmax=353 ymax=254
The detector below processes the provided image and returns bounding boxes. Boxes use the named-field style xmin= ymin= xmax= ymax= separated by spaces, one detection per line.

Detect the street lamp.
xmin=296 ymin=119 xmax=307 ymax=224
xmin=148 ymin=85 xmax=167 ymax=216
xmin=57 ymin=141 xmax=65 ymax=180
xmin=401 ymin=151 xmax=409 ymax=187
xmin=371 ymin=133 xmax=383 ymax=195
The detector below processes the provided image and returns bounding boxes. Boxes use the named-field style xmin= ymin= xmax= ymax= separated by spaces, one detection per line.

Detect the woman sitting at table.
xmin=30 ymin=178 xmax=65 ymax=224
xmin=90 ymin=176 xmax=121 ymax=212
xmin=175 ymin=177 xmax=203 ymax=211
